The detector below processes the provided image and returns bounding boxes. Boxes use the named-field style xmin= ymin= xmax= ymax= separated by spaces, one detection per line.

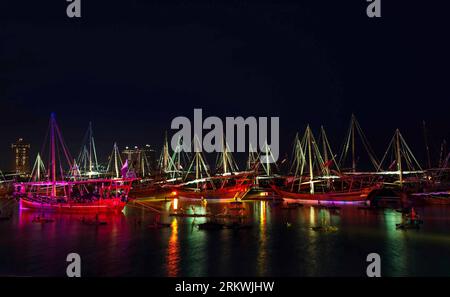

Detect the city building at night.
xmin=11 ymin=138 xmax=30 ymax=177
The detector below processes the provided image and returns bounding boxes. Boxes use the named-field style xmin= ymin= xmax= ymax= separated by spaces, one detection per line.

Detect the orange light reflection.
xmin=166 ymin=219 xmax=180 ymax=277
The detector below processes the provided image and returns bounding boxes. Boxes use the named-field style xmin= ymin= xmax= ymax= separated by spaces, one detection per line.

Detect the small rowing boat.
xmin=311 ymin=225 xmax=338 ymax=232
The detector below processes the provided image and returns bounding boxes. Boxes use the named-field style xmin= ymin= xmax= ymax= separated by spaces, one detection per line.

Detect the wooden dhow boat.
xmin=13 ymin=113 xmax=136 ymax=213
xmin=16 ymin=178 xmax=134 ymax=213
xmin=173 ymin=137 xmax=253 ymax=200
xmin=271 ymin=181 xmax=379 ymax=203
xmin=272 ymin=125 xmax=380 ymax=203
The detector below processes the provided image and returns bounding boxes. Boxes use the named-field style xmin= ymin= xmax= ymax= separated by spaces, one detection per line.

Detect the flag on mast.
xmin=121 ymin=159 xmax=129 ymax=178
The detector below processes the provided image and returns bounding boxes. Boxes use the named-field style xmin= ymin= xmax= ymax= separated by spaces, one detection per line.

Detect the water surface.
xmin=1 ymin=198 xmax=449 ymax=277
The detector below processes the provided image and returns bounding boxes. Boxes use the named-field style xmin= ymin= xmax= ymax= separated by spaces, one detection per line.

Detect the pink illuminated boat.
xmin=14 ymin=113 xmax=136 ymax=213
xmin=16 ymin=178 xmax=134 ymax=213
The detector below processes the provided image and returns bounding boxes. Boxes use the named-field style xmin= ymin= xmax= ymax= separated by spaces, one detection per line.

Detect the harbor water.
xmin=1 ymin=197 xmax=450 ymax=277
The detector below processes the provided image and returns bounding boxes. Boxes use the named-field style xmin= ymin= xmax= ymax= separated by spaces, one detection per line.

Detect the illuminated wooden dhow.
xmin=172 ymin=136 xmax=253 ymax=200
xmin=271 ymin=125 xmax=380 ymax=203
xmin=129 ymin=133 xmax=188 ymax=197
xmin=16 ymin=178 xmax=134 ymax=213
xmin=14 ymin=113 xmax=136 ymax=213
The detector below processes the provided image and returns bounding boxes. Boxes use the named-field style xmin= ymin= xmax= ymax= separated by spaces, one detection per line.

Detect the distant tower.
xmin=11 ymin=138 xmax=30 ymax=176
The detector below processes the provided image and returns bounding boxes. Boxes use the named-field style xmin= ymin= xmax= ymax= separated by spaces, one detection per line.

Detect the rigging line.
xmin=91 ymin=136 xmax=99 ymax=171
xmin=423 ymin=120 xmax=432 ymax=169
xmin=325 ymin=132 xmax=340 ymax=173
xmin=292 ymin=136 xmax=306 ymax=192
xmin=39 ymin=117 xmax=51 ymax=162
xmin=183 ymin=158 xmax=195 ymax=181
xmin=129 ymin=202 xmax=163 ymax=214
xmin=377 ymin=133 xmax=395 ymax=172
xmin=292 ymin=141 xmax=302 ymax=178
xmin=105 ymin=146 xmax=112 ymax=174
xmin=289 ymin=133 xmax=299 ymax=174
xmin=54 ymin=122 xmax=74 ymax=170
xmin=320 ymin=126 xmax=339 ymax=174
xmin=399 ymin=132 xmax=423 ymax=171
xmin=56 ymin=141 xmax=65 ymax=181
xmin=29 ymin=155 xmax=39 ymax=182
xmin=338 ymin=116 xmax=353 ymax=167
xmin=355 ymin=118 xmax=380 ymax=169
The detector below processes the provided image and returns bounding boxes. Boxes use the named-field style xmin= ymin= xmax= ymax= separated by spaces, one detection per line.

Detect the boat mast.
xmin=30 ymin=153 xmax=46 ymax=182
xmin=265 ymin=142 xmax=270 ymax=176
xmin=422 ymin=120 xmax=432 ymax=169
xmin=88 ymin=122 xmax=93 ymax=173
xmin=306 ymin=125 xmax=314 ymax=194
xmin=50 ymin=113 xmax=56 ymax=197
xmin=195 ymin=153 xmax=199 ymax=181
xmin=163 ymin=131 xmax=169 ymax=172
xmin=321 ymin=126 xmax=330 ymax=176
xmin=222 ymin=137 xmax=228 ymax=174
xmin=37 ymin=154 xmax=41 ymax=181
xmin=106 ymin=142 xmax=123 ymax=178
xmin=141 ymin=151 xmax=145 ymax=177
xmin=76 ymin=122 xmax=99 ymax=177
xmin=351 ymin=114 xmax=356 ymax=172
xmin=184 ymin=136 xmax=213 ymax=189
xmin=290 ymin=133 xmax=306 ymax=192
xmin=395 ymin=129 xmax=403 ymax=186
xmin=246 ymin=142 xmax=259 ymax=171
xmin=171 ymin=136 xmax=183 ymax=178
xmin=339 ymin=114 xmax=380 ymax=172
xmin=114 ymin=143 xmax=119 ymax=178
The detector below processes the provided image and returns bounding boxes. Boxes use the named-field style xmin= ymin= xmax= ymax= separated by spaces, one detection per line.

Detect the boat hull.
xmin=20 ymin=198 xmax=126 ymax=213
xmin=176 ymin=186 xmax=248 ymax=200
xmin=271 ymin=185 xmax=375 ymax=204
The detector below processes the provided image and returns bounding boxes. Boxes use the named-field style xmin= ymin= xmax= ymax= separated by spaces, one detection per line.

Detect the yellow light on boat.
xmin=173 ymin=198 xmax=178 ymax=210
xmin=171 ymin=191 xmax=177 ymax=196
xmin=259 ymin=192 xmax=269 ymax=196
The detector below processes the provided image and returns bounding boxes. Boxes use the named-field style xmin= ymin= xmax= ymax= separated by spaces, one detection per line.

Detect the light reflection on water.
xmin=257 ymin=201 xmax=267 ymax=276
xmin=166 ymin=219 xmax=179 ymax=277
xmin=1 ymin=198 xmax=450 ymax=276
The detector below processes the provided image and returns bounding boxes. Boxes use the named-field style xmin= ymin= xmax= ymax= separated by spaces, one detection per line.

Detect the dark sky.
xmin=0 ymin=0 xmax=449 ymax=170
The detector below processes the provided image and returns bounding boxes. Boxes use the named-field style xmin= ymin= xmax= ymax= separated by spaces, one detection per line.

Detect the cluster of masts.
xmin=25 ymin=113 xmax=450 ymax=187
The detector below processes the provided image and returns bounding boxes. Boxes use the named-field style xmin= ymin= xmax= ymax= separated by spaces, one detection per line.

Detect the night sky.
xmin=0 ymin=1 xmax=449 ymax=170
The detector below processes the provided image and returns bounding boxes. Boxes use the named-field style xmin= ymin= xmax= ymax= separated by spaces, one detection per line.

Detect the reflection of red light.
xmin=172 ymin=191 xmax=177 ymax=196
